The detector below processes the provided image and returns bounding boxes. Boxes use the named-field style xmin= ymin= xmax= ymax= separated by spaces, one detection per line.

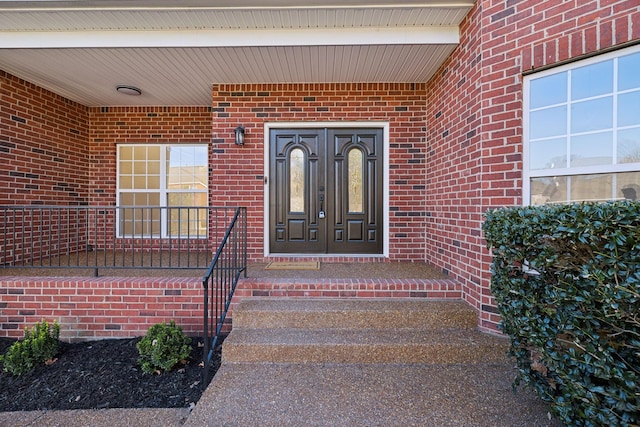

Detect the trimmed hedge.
xmin=483 ymin=202 xmax=639 ymax=427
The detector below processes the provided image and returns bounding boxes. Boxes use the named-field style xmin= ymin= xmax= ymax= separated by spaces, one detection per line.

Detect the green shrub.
xmin=137 ymin=320 xmax=192 ymax=374
xmin=483 ymin=201 xmax=639 ymax=427
xmin=0 ymin=319 xmax=60 ymax=376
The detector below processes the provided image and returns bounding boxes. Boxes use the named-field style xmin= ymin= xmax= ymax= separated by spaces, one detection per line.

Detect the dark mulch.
xmin=0 ymin=336 xmax=222 ymax=412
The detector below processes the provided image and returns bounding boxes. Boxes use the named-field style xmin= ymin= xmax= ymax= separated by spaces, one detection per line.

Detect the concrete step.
xmin=231 ymin=298 xmax=478 ymax=331
xmin=223 ymin=327 xmax=508 ymax=364
xmin=185 ymin=362 xmax=558 ymax=427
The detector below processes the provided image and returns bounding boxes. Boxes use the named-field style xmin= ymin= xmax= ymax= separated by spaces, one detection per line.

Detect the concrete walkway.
xmin=189 ymin=298 xmax=560 ymax=427
xmin=1 ymin=360 xmax=559 ymax=427
xmin=186 ymin=361 xmax=559 ymax=427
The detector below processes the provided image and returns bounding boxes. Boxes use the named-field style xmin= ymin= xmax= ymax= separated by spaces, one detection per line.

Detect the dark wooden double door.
xmin=269 ymin=128 xmax=383 ymax=254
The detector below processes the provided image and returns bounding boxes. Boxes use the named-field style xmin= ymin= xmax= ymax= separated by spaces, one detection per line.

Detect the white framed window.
xmin=116 ymin=144 xmax=208 ymax=238
xmin=524 ymin=44 xmax=640 ymax=205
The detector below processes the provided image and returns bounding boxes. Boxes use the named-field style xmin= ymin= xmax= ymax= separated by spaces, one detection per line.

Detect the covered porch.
xmin=0 ymin=0 xmax=497 ymax=341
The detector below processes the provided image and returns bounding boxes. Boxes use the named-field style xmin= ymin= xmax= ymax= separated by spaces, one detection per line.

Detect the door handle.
xmin=319 ymin=194 xmax=325 ymax=218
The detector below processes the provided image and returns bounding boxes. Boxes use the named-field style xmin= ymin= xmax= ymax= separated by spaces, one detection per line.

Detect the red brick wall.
xmin=88 ymin=106 xmax=213 ymax=207
xmin=425 ymin=0 xmax=640 ymax=332
xmin=0 ymin=71 xmax=90 ymax=206
xmin=425 ymin=5 xmax=486 ymax=327
xmin=1 ymin=72 xmax=91 ymax=265
xmin=211 ymin=83 xmax=428 ymax=261
xmin=0 ymin=277 xmax=203 ymax=341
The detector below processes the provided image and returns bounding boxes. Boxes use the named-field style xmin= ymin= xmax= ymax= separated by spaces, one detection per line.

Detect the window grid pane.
xmin=530 ymin=171 xmax=640 ymax=205
xmin=526 ymin=46 xmax=640 ymax=205
xmin=117 ymin=144 xmax=208 ymax=238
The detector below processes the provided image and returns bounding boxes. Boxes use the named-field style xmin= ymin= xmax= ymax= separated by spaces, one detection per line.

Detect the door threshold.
xmin=264 ymin=254 xmax=388 ymax=262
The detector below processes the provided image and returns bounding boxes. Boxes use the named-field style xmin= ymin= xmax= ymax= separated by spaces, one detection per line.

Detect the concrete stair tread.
xmin=184 ymin=298 xmax=558 ymax=427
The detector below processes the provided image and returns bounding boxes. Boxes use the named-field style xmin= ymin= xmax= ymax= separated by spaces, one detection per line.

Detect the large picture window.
xmin=117 ymin=144 xmax=208 ymax=237
xmin=524 ymin=45 xmax=640 ymax=205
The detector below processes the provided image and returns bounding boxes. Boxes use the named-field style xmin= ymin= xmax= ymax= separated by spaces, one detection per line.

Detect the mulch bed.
xmin=0 ymin=336 xmax=222 ymax=412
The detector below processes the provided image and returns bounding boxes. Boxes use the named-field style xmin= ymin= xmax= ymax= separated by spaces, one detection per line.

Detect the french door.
xmin=269 ymin=128 xmax=383 ymax=254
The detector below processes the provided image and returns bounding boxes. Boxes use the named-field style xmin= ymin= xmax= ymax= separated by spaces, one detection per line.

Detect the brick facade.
xmin=210 ymin=83 xmax=428 ymax=261
xmin=0 ymin=71 xmax=90 ymax=206
xmin=0 ymin=277 xmax=203 ymax=340
xmin=1 ymin=0 xmax=639 ymax=337
xmin=88 ymin=106 xmax=213 ymax=206
xmin=426 ymin=0 xmax=640 ymax=332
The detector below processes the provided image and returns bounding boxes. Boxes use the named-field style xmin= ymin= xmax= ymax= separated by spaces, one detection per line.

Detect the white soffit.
xmin=0 ymin=1 xmax=475 ymax=106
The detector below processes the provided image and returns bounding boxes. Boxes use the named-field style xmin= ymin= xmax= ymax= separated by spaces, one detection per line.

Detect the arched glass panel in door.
xmin=348 ymin=148 xmax=364 ymax=213
xmin=289 ymin=148 xmax=305 ymax=213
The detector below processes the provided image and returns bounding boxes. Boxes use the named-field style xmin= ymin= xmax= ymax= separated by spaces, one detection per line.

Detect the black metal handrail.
xmin=0 ymin=205 xmax=239 ymax=275
xmin=202 ymin=207 xmax=247 ymax=385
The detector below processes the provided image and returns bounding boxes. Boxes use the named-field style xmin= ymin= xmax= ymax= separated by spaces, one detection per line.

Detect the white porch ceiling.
xmin=0 ymin=1 xmax=474 ymax=107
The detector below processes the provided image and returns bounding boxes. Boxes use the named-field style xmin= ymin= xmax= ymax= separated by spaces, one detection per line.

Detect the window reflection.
xmin=530 ymin=171 xmax=640 ymax=204
xmin=530 ymin=72 xmax=567 ymax=108
xmin=530 ymin=106 xmax=567 ymax=139
xmin=526 ymin=46 xmax=640 ymax=206
xmin=166 ymin=146 xmax=208 ymax=190
xmin=618 ymin=91 xmax=640 ymax=127
xmin=618 ymin=128 xmax=640 ymax=164
xmin=571 ymin=60 xmax=613 ymax=100
xmin=530 ymin=138 xmax=567 ymax=170
xmin=117 ymin=144 xmax=208 ymax=238
xmin=570 ymin=132 xmax=612 ymax=167
xmin=619 ymin=51 xmax=640 ymax=90
xmin=570 ymin=97 xmax=613 ymax=133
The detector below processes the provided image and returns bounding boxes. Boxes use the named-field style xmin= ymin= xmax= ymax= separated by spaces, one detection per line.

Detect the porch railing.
xmin=202 ymin=207 xmax=247 ymax=385
xmin=0 ymin=205 xmax=241 ymax=275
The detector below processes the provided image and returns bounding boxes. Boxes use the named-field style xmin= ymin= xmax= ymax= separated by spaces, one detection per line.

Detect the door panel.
xmin=269 ymin=128 xmax=383 ymax=254
xmin=270 ymin=129 xmax=325 ymax=253
xmin=327 ymin=129 xmax=383 ymax=254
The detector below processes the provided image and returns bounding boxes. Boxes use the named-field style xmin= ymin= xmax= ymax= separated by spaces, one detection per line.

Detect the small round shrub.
xmin=137 ymin=320 xmax=192 ymax=374
xmin=0 ymin=319 xmax=60 ymax=376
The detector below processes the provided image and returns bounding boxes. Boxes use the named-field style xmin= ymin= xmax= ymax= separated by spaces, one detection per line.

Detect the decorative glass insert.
xmin=348 ymin=148 xmax=364 ymax=213
xmin=289 ymin=148 xmax=305 ymax=213
xmin=525 ymin=45 xmax=640 ymax=205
